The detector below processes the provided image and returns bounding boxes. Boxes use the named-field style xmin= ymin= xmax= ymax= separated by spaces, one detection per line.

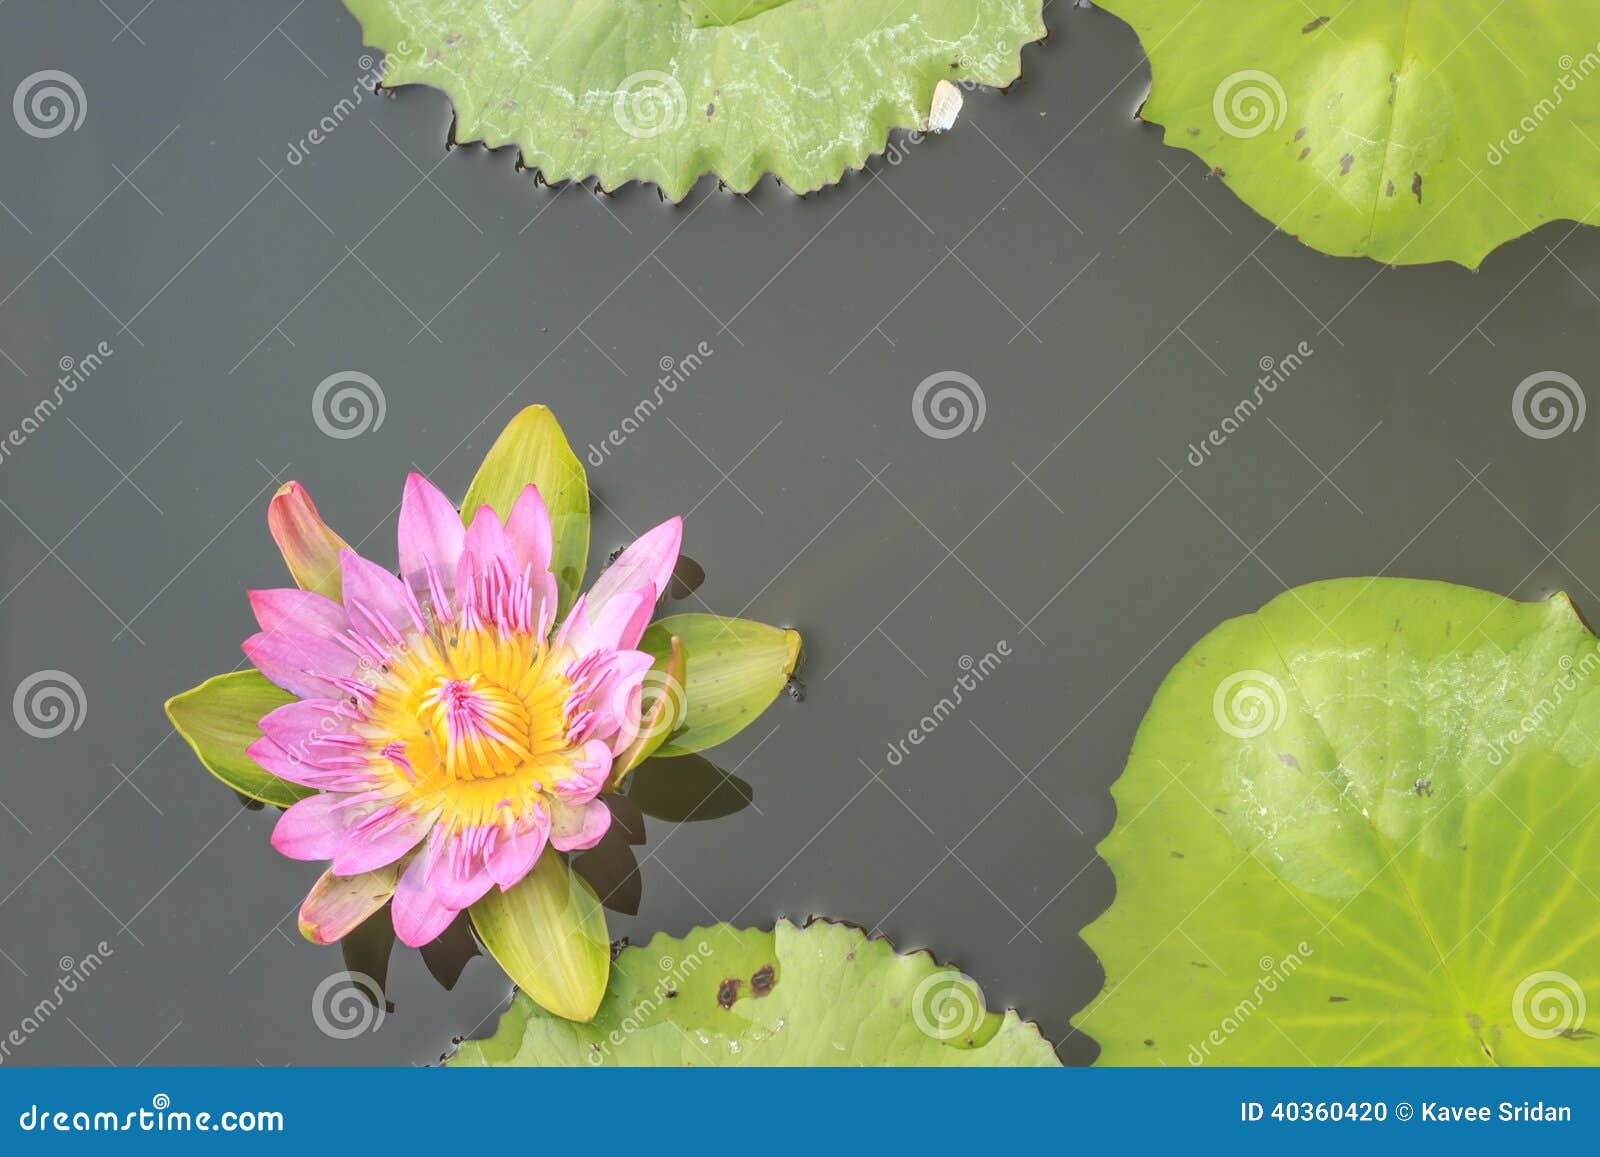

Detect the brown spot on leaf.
xmin=1412 ymin=172 xmax=1423 ymax=203
xmin=1212 ymin=166 xmax=1226 ymax=178
xmin=716 ymin=978 xmax=741 ymax=1009
xmin=1302 ymin=16 xmax=1329 ymax=32
xmin=751 ymin=964 xmax=775 ymax=996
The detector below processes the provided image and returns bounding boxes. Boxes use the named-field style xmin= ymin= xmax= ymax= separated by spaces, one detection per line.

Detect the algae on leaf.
xmin=343 ymin=0 xmax=1048 ymax=200
xmin=1078 ymin=578 xmax=1600 ymax=1065
xmin=452 ymin=919 xmax=1059 ymax=1065
xmin=1103 ymin=0 xmax=1600 ymax=267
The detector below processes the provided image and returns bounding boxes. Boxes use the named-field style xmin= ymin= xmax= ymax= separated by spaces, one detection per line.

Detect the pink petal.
xmin=604 ymin=517 xmax=682 ymax=604
xmin=248 ymin=736 xmax=373 ymax=791
xmin=256 ymin=698 xmax=355 ymax=758
xmin=299 ymin=866 xmax=398 ymax=946
xmin=552 ymin=740 xmax=613 ymax=805
xmin=397 ymin=473 xmax=465 ymax=614
xmin=461 ymin=504 xmax=519 ymax=575
xmin=429 ymin=832 xmax=497 ymax=910
xmin=557 ymin=588 xmax=651 ymax=655
xmin=270 ymin=793 xmax=357 ymax=861
xmin=392 ymin=848 xmax=458 ymax=947
xmin=267 ymin=482 xmax=350 ymax=600
xmin=584 ymin=651 xmax=656 ymax=748
xmin=248 ymin=588 xmax=349 ymax=638
xmin=341 ymin=549 xmax=424 ymax=645
xmin=549 ymin=798 xmax=611 ymax=852
xmin=503 ymin=484 xmax=554 ymax=578
xmin=331 ymin=805 xmax=435 ymax=875
xmin=485 ymin=807 xmax=550 ymax=889
xmin=242 ymin=631 xmax=362 ymax=700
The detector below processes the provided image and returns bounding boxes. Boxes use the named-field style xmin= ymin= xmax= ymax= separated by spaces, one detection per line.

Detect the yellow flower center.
xmin=360 ymin=627 xmax=580 ymax=831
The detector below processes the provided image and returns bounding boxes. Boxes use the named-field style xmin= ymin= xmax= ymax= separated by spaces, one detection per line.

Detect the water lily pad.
xmin=1077 ymin=578 xmax=1600 ymax=1065
xmin=343 ymin=0 xmax=1048 ymax=200
xmin=1103 ymin=0 xmax=1600 ymax=267
xmin=452 ymin=918 xmax=1058 ymax=1064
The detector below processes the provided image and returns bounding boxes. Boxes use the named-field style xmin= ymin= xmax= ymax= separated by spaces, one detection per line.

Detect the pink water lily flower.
xmin=246 ymin=473 xmax=680 ymax=948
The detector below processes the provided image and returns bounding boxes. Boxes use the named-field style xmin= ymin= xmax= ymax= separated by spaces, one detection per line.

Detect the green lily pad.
xmin=164 ymin=671 xmax=313 ymax=808
xmin=1077 ymin=578 xmax=1600 ymax=1065
xmin=451 ymin=918 xmax=1059 ymax=1064
xmin=1103 ymin=0 xmax=1600 ymax=267
xmin=343 ymin=0 xmax=1048 ymax=200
